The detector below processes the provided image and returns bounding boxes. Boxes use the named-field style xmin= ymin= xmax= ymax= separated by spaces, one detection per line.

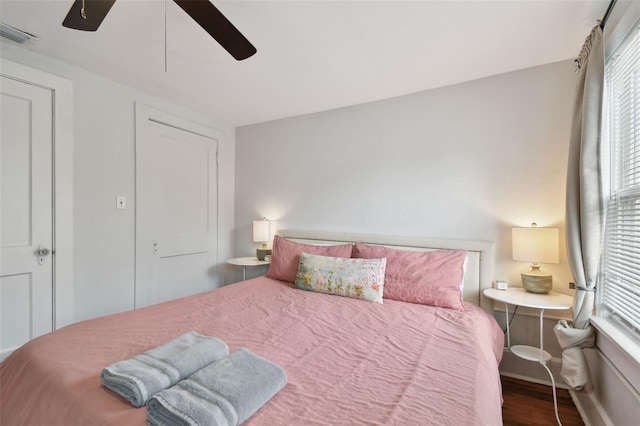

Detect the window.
xmin=599 ymin=24 xmax=640 ymax=340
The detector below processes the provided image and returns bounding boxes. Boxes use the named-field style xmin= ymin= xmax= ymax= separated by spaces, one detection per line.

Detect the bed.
xmin=0 ymin=231 xmax=504 ymax=425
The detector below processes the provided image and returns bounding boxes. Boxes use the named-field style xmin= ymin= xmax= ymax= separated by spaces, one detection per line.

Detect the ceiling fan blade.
xmin=173 ymin=0 xmax=256 ymax=61
xmin=62 ymin=0 xmax=116 ymax=32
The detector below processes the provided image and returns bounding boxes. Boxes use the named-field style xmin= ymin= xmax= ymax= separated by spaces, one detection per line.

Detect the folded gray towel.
xmin=147 ymin=348 xmax=287 ymax=426
xmin=101 ymin=331 xmax=229 ymax=407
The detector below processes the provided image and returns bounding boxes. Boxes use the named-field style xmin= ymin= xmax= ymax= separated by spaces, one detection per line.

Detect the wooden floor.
xmin=502 ymin=376 xmax=585 ymax=426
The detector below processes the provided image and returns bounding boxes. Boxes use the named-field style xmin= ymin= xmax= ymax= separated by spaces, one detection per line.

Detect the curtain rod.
xmin=600 ymin=0 xmax=617 ymax=29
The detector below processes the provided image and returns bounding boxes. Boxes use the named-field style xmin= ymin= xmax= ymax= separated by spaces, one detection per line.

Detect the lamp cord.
xmin=503 ymin=305 xmax=519 ymax=334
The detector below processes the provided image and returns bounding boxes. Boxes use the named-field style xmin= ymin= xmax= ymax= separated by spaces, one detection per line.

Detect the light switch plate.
xmin=117 ymin=196 xmax=126 ymax=210
xmin=495 ymin=281 xmax=508 ymax=290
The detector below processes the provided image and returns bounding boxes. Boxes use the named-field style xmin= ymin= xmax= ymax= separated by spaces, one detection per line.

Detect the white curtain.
xmin=553 ymin=24 xmax=604 ymax=392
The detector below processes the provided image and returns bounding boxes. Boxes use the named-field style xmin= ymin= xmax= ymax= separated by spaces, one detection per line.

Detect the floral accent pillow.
xmin=294 ymin=253 xmax=386 ymax=303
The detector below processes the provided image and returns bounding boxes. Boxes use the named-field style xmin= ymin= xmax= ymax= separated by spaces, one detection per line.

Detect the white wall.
xmin=235 ymin=59 xmax=578 ymax=376
xmin=1 ymin=42 xmax=236 ymax=322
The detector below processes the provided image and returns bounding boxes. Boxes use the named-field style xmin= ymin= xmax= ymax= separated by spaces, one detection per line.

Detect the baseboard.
xmin=569 ymin=389 xmax=610 ymax=426
xmin=579 ymin=347 xmax=640 ymax=426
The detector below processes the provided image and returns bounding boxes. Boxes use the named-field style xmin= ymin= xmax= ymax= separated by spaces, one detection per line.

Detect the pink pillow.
xmin=266 ymin=235 xmax=353 ymax=283
xmin=352 ymin=243 xmax=466 ymax=310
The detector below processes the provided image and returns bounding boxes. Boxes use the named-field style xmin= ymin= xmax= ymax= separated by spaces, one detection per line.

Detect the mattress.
xmin=0 ymin=276 xmax=504 ymax=425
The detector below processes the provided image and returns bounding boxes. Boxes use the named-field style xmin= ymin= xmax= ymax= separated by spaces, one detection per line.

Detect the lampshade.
xmin=253 ymin=219 xmax=276 ymax=243
xmin=512 ymin=223 xmax=559 ymax=294
xmin=512 ymin=226 xmax=559 ymax=264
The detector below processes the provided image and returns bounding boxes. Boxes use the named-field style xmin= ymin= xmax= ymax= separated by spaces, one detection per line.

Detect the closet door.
xmin=135 ymin=104 xmax=219 ymax=307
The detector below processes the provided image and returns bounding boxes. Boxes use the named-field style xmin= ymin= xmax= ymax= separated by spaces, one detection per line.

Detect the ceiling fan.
xmin=62 ymin=0 xmax=256 ymax=61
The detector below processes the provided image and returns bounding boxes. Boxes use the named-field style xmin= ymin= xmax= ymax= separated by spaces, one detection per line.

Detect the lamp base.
xmin=256 ymin=248 xmax=272 ymax=261
xmin=521 ymin=264 xmax=552 ymax=294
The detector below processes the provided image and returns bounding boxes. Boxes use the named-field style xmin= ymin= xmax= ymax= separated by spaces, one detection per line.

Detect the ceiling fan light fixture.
xmin=0 ymin=22 xmax=37 ymax=44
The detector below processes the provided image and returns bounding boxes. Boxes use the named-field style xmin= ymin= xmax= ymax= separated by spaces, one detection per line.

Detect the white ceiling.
xmin=0 ymin=0 xmax=609 ymax=126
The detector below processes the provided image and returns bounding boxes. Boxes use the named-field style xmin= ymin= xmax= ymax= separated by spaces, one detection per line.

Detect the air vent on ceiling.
xmin=0 ymin=23 xmax=37 ymax=44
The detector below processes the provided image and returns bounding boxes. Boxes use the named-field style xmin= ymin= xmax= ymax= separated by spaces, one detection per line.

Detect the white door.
xmin=135 ymin=105 xmax=218 ymax=307
xmin=0 ymin=76 xmax=53 ymax=360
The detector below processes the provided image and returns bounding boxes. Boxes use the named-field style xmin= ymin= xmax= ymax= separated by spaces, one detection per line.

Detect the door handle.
xmin=37 ymin=245 xmax=51 ymax=265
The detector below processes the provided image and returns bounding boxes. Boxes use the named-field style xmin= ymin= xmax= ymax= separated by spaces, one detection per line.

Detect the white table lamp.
xmin=512 ymin=223 xmax=559 ymax=294
xmin=253 ymin=218 xmax=276 ymax=260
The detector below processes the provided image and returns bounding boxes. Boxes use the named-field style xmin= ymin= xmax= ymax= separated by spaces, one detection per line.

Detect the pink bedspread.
xmin=0 ymin=277 xmax=504 ymax=425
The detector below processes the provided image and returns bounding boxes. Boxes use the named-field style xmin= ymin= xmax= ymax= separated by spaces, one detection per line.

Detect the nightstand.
xmin=483 ymin=287 xmax=573 ymax=426
xmin=227 ymin=257 xmax=270 ymax=281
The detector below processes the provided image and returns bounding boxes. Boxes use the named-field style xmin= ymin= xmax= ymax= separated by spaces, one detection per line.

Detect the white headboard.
xmin=278 ymin=230 xmax=495 ymax=311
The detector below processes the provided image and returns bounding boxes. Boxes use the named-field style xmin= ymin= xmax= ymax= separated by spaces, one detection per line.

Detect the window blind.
xmin=600 ymin=24 xmax=640 ymax=337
